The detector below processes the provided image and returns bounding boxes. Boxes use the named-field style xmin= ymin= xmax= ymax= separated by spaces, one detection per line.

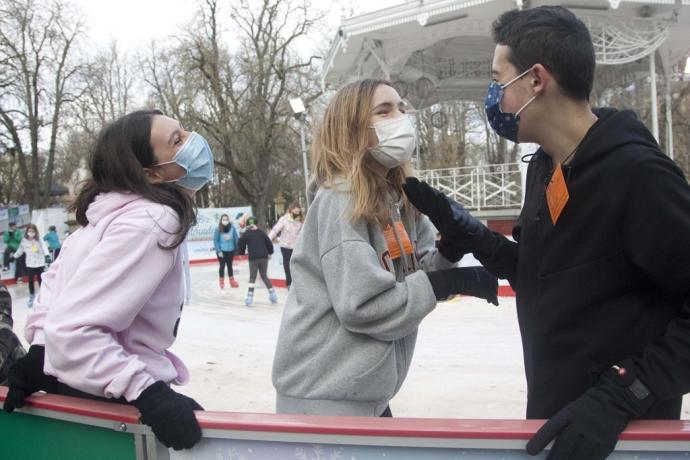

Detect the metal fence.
xmin=418 ymin=163 xmax=523 ymax=211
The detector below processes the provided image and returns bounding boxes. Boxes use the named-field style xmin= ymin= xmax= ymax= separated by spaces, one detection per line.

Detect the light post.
xmin=289 ymin=97 xmax=310 ymax=209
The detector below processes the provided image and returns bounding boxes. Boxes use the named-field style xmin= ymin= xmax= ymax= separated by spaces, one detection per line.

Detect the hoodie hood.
xmin=85 ymin=192 xmax=143 ymax=225
xmin=568 ymin=108 xmax=660 ymax=169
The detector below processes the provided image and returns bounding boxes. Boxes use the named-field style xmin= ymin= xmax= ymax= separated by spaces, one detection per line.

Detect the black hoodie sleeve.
xmin=263 ymin=231 xmax=274 ymax=255
xmin=474 ymin=232 xmax=518 ymax=286
xmin=620 ymin=152 xmax=690 ymax=401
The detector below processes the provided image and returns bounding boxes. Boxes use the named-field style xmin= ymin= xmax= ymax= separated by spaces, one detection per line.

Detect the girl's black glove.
xmin=426 ymin=267 xmax=499 ymax=305
xmin=133 ymin=381 xmax=204 ymax=451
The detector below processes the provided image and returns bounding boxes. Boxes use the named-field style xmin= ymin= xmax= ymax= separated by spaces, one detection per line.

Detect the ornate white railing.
xmin=418 ymin=163 xmax=523 ymax=211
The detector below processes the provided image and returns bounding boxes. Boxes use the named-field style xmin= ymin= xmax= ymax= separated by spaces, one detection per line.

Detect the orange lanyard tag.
xmin=383 ymin=222 xmax=414 ymax=259
xmin=546 ymin=164 xmax=570 ymax=225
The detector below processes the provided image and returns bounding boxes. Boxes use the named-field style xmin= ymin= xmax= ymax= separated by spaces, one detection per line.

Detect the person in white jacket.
xmin=11 ymin=224 xmax=46 ymax=308
xmin=3 ymin=110 xmax=215 ymax=451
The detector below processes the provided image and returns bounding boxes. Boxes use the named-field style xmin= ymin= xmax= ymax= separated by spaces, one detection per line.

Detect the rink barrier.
xmin=1 ymin=387 xmax=689 ymax=459
xmin=188 ymin=257 xmax=516 ymax=295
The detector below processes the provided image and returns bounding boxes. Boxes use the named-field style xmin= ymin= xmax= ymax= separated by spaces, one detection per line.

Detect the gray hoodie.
xmin=272 ymin=182 xmax=453 ymax=416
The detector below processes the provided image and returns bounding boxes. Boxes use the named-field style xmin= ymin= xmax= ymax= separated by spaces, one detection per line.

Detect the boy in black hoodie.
xmin=237 ymin=217 xmax=278 ymax=306
xmin=404 ymin=6 xmax=690 ymax=460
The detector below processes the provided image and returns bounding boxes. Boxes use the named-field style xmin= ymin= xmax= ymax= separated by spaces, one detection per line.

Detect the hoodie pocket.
xmin=346 ymin=344 xmax=397 ymax=400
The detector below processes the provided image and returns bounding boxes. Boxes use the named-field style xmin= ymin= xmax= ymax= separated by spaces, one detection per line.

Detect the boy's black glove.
xmin=404 ymin=177 xmax=497 ymax=258
xmin=3 ymin=345 xmax=58 ymax=413
xmin=426 ymin=266 xmax=498 ymax=305
xmin=527 ymin=360 xmax=654 ymax=460
xmin=133 ymin=381 xmax=204 ymax=451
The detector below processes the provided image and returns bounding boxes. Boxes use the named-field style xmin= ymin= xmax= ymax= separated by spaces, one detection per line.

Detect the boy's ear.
xmin=530 ymin=64 xmax=550 ymax=97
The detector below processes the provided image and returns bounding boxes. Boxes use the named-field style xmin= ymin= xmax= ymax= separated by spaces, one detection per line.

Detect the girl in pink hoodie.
xmin=2 ymin=110 xmax=214 ymax=451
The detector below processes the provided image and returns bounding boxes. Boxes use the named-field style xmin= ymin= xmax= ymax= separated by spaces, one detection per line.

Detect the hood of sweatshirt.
xmin=85 ymin=192 xmax=143 ymax=225
xmin=534 ymin=108 xmax=660 ymax=172
xmin=569 ymin=108 xmax=660 ymax=169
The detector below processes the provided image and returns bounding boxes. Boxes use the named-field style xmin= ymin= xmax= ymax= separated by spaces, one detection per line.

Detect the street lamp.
xmin=289 ymin=97 xmax=310 ymax=209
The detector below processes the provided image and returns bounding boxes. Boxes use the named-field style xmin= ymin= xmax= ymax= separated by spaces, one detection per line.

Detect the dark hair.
xmin=71 ymin=110 xmax=196 ymax=248
xmin=8 ymin=222 xmax=16 ymax=228
xmin=218 ymin=214 xmax=230 ymax=232
xmin=24 ymin=224 xmax=40 ymax=240
xmin=492 ymin=6 xmax=595 ymax=101
xmin=48 ymin=225 xmax=56 ymax=232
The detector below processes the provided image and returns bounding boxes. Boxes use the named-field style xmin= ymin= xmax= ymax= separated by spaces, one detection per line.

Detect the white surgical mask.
xmin=369 ymin=115 xmax=416 ymax=169
xmin=27 ymin=231 xmax=36 ymax=238
xmin=221 ymin=219 xmax=229 ymax=225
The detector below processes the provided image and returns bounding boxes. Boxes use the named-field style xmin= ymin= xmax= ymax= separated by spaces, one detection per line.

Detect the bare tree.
xmin=0 ymin=0 xmax=84 ymax=208
xmin=144 ymin=0 xmax=323 ymax=224
xmin=74 ymin=42 xmax=138 ymax=136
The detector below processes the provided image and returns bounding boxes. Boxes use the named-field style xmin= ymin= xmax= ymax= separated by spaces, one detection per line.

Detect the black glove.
xmin=426 ymin=267 xmax=498 ymax=305
xmin=133 ymin=381 xmax=203 ymax=450
xmin=404 ymin=177 xmax=496 ymax=257
xmin=527 ymin=360 xmax=655 ymax=460
xmin=3 ymin=345 xmax=58 ymax=413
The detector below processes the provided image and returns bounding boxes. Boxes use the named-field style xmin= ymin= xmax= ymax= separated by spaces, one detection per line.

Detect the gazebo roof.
xmin=322 ymin=0 xmax=690 ymax=108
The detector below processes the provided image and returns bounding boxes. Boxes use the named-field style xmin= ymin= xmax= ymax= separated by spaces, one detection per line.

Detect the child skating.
xmin=236 ymin=217 xmax=278 ymax=306
xmin=11 ymin=224 xmax=46 ymax=308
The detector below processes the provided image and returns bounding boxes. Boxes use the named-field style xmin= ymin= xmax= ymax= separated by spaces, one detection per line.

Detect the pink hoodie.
xmin=25 ymin=192 xmax=189 ymax=402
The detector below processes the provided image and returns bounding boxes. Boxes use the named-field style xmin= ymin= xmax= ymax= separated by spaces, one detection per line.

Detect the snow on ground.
xmin=5 ymin=260 xmax=690 ymax=419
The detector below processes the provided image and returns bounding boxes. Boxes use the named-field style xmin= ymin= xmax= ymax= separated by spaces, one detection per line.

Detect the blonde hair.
xmin=311 ymin=79 xmax=413 ymax=226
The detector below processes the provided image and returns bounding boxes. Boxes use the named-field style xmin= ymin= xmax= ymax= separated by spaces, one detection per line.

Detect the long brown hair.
xmin=70 ymin=110 xmax=196 ymax=249
xmin=218 ymin=214 xmax=231 ymax=232
xmin=311 ymin=79 xmax=412 ymax=226
xmin=23 ymin=224 xmax=40 ymax=241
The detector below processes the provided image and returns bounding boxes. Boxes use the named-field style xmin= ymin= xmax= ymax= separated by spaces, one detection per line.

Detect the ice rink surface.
xmin=6 ymin=260 xmax=690 ymax=419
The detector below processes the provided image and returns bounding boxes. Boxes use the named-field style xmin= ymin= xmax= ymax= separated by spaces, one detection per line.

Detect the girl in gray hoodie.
xmin=271 ymin=79 xmax=498 ymax=417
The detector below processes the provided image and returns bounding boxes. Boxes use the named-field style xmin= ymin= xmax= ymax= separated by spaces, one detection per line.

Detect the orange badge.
xmin=545 ymin=164 xmax=570 ymax=225
xmin=383 ymin=222 xmax=414 ymax=259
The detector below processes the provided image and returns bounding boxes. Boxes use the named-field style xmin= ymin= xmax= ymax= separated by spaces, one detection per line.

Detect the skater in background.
xmin=237 ymin=216 xmax=278 ymax=306
xmin=2 ymin=110 xmax=211 ymax=451
xmin=214 ymin=214 xmax=239 ymax=289
xmin=268 ymin=203 xmax=304 ymax=289
xmin=11 ymin=224 xmax=46 ymax=308
xmin=2 ymin=222 xmax=22 ymax=275
xmin=43 ymin=226 xmax=62 ymax=262
xmin=272 ymin=79 xmax=498 ymax=417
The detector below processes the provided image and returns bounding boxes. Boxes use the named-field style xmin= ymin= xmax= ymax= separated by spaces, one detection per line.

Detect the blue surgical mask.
xmin=485 ymin=68 xmax=537 ymax=143
xmin=158 ymin=132 xmax=215 ymax=191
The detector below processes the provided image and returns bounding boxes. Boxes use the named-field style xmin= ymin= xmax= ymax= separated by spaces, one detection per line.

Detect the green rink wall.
xmin=0 ymin=410 xmax=137 ymax=460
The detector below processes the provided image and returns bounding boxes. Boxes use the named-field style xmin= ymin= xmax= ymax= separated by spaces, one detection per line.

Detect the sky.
xmin=71 ymin=0 xmax=403 ymax=54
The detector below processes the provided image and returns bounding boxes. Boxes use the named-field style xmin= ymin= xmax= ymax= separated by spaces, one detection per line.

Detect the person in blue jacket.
xmin=213 ymin=214 xmax=239 ymax=289
xmin=43 ymin=225 xmax=62 ymax=261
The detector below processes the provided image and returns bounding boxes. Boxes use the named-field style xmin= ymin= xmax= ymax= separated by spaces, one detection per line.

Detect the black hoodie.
xmin=480 ymin=108 xmax=690 ymax=419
